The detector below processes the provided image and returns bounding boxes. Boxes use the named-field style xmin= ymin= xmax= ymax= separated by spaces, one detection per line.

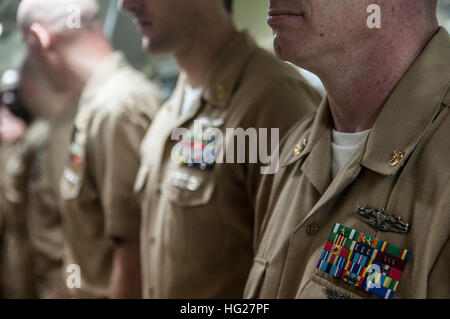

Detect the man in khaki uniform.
xmin=245 ymin=0 xmax=449 ymax=299
xmin=0 ymin=143 xmax=16 ymax=298
xmin=2 ymin=121 xmax=51 ymax=299
xmin=0 ymin=144 xmax=12 ymax=238
xmin=122 ymin=0 xmax=320 ymax=298
xmin=18 ymin=0 xmax=160 ymax=298
xmin=2 ymin=60 xmax=77 ymax=299
xmin=0 ymin=60 xmax=75 ymax=298
xmin=4 ymin=116 xmax=74 ymax=299
xmin=0 ymin=145 xmax=12 ymax=234
xmin=0 ymin=69 xmax=35 ymax=298
xmin=1 ymin=107 xmax=24 ymax=244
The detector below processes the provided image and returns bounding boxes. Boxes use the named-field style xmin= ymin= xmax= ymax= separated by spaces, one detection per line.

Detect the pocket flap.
xmin=162 ymin=169 xmax=216 ymax=207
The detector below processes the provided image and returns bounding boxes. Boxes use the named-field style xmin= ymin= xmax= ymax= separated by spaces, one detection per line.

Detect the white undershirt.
xmin=181 ymin=85 xmax=203 ymax=115
xmin=331 ymin=129 xmax=371 ymax=179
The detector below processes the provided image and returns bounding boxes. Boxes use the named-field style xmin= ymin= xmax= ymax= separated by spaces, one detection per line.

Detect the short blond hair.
xmin=17 ymin=0 xmax=101 ymax=36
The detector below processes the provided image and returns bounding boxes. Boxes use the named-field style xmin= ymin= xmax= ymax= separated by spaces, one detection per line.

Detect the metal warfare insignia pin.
xmin=316 ymin=223 xmax=411 ymax=299
xmin=356 ymin=205 xmax=409 ymax=233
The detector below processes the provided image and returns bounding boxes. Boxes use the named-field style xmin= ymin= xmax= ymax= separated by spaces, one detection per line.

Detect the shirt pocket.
xmin=244 ymin=258 xmax=268 ymax=299
xmin=299 ymin=269 xmax=376 ymax=299
xmin=162 ymin=169 xmax=216 ymax=207
xmin=158 ymin=168 xmax=221 ymax=264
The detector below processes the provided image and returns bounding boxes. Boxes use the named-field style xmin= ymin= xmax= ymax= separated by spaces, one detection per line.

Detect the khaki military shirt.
xmin=1 ymin=121 xmax=52 ymax=299
xmin=3 ymin=121 xmax=51 ymax=225
xmin=244 ymin=28 xmax=450 ymax=299
xmin=136 ymin=31 xmax=321 ymax=298
xmin=27 ymin=121 xmax=66 ymax=299
xmin=0 ymin=143 xmax=15 ymax=237
xmin=37 ymin=99 xmax=78 ymax=298
xmin=0 ymin=143 xmax=15 ymax=298
xmin=59 ymin=52 xmax=160 ymax=298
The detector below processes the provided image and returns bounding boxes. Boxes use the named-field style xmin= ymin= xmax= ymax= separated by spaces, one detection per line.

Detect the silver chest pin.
xmin=356 ymin=204 xmax=409 ymax=233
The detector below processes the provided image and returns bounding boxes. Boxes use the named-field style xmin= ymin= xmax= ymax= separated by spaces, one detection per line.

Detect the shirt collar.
xmin=279 ymin=98 xmax=332 ymax=194
xmin=163 ymin=31 xmax=259 ymax=128
xmin=361 ymin=27 xmax=450 ymax=175
xmin=281 ymin=27 xmax=450 ymax=191
xmin=202 ymin=30 xmax=258 ymax=108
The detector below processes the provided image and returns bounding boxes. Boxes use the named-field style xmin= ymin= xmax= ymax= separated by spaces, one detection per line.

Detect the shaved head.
xmin=17 ymin=0 xmax=101 ymax=37
xmin=17 ymin=0 xmax=113 ymax=96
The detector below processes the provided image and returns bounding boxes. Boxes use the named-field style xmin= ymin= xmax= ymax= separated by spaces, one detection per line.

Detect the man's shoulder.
xmin=243 ymin=47 xmax=307 ymax=87
xmin=249 ymin=46 xmax=297 ymax=74
xmin=104 ymin=64 xmax=160 ymax=110
xmin=110 ymin=62 xmax=159 ymax=98
xmin=237 ymin=47 xmax=321 ymax=108
xmin=83 ymin=60 xmax=160 ymax=121
xmin=230 ymin=48 xmax=320 ymax=129
xmin=80 ymin=70 xmax=159 ymax=132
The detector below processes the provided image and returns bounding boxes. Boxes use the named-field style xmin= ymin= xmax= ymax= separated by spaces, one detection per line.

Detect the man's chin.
xmin=273 ymin=36 xmax=293 ymax=61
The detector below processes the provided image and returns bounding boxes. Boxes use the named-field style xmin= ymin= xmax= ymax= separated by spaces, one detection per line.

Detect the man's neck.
xmin=174 ymin=18 xmax=237 ymax=88
xmin=62 ymin=32 xmax=114 ymax=97
xmin=315 ymin=27 xmax=439 ymax=133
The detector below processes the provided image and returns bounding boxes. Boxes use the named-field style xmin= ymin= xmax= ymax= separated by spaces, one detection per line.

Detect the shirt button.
xmin=306 ymin=224 xmax=319 ymax=236
xmin=149 ymin=237 xmax=156 ymax=245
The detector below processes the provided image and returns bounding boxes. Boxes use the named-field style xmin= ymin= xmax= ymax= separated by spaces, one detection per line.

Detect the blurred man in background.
xmin=0 ymin=59 xmax=76 ymax=299
xmin=0 ymin=69 xmax=31 ymax=298
xmin=245 ymin=0 xmax=449 ymax=299
xmin=122 ymin=0 xmax=320 ymax=298
xmin=18 ymin=0 xmax=161 ymax=298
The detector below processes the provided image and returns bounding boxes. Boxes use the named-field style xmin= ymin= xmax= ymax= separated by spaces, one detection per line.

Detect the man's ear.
xmin=29 ymin=23 xmax=52 ymax=51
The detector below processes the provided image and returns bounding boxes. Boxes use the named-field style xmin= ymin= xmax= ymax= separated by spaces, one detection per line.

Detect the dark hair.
xmin=223 ymin=0 xmax=233 ymax=13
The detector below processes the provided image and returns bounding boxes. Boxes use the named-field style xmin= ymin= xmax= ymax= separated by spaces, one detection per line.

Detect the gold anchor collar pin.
xmin=202 ymin=81 xmax=232 ymax=107
xmin=215 ymin=85 xmax=229 ymax=102
xmin=294 ymin=138 xmax=308 ymax=157
xmin=390 ymin=150 xmax=405 ymax=167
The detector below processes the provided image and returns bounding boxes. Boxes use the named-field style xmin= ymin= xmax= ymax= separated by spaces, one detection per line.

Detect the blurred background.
xmin=1 ymin=0 xmax=450 ymax=98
